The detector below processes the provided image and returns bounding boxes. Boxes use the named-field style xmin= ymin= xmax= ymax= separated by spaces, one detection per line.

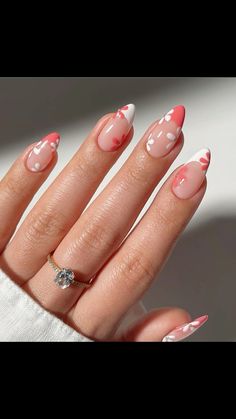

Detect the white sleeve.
xmin=0 ymin=269 xmax=147 ymax=342
xmin=0 ymin=269 xmax=92 ymax=342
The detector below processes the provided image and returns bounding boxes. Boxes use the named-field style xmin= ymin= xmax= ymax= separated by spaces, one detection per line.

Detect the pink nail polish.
xmin=146 ymin=105 xmax=185 ymax=158
xmin=172 ymin=148 xmax=211 ymax=199
xmin=162 ymin=315 xmax=208 ymax=342
xmin=98 ymin=104 xmax=135 ymax=152
xmin=26 ymin=132 xmax=60 ymax=172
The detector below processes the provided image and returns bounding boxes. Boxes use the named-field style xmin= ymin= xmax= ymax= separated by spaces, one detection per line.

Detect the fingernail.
xmin=26 ymin=132 xmax=60 ymax=172
xmin=146 ymin=105 xmax=185 ymax=158
xmin=162 ymin=315 xmax=208 ymax=342
xmin=172 ymin=148 xmax=211 ymax=199
xmin=98 ymin=104 xmax=135 ymax=152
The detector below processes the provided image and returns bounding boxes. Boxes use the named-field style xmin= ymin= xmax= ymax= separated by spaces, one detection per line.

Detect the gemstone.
xmin=54 ymin=268 xmax=75 ymax=289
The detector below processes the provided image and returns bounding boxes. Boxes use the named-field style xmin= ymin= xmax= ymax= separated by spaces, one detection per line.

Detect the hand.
xmin=0 ymin=104 xmax=210 ymax=341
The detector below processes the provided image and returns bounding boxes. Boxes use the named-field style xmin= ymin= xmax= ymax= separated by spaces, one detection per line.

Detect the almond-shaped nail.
xmin=26 ymin=132 xmax=60 ymax=173
xmin=146 ymin=105 xmax=185 ymax=158
xmin=98 ymin=104 xmax=135 ymax=152
xmin=172 ymin=148 xmax=211 ymax=199
xmin=162 ymin=315 xmax=208 ymax=342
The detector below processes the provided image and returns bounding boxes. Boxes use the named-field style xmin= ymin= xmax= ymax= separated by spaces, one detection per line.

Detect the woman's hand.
xmin=0 ymin=104 xmax=210 ymax=341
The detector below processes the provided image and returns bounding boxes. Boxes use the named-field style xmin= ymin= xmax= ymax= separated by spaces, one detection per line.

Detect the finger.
xmin=119 ymin=308 xmax=208 ymax=342
xmin=24 ymin=106 xmax=185 ymax=314
xmin=0 ymin=132 xmax=59 ymax=253
xmin=120 ymin=307 xmax=191 ymax=341
xmin=72 ymin=148 xmax=210 ymax=340
xmin=2 ymin=105 xmax=135 ymax=283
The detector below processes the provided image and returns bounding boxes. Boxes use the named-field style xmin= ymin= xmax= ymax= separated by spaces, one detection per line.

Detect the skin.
xmin=0 ymin=112 xmax=207 ymax=341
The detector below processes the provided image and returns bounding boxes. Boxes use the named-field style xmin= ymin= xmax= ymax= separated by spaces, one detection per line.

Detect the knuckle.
xmin=73 ymin=156 xmax=90 ymax=180
xmin=126 ymin=155 xmax=149 ymax=186
xmin=126 ymin=165 xmax=149 ymax=186
xmin=119 ymin=249 xmax=155 ymax=290
xmin=0 ymin=227 xmax=11 ymax=249
xmin=73 ymin=217 xmax=117 ymax=255
xmin=25 ymin=208 xmax=67 ymax=245
xmin=156 ymin=205 xmax=180 ymax=233
xmin=2 ymin=174 xmax=23 ymax=198
xmin=156 ymin=208 xmax=172 ymax=229
xmin=72 ymin=152 xmax=99 ymax=183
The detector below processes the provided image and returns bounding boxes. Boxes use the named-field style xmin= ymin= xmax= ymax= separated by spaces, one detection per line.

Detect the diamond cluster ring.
xmin=47 ymin=253 xmax=92 ymax=290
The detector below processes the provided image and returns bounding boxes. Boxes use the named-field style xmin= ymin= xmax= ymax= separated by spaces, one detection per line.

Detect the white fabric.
xmin=0 ymin=269 xmax=92 ymax=342
xmin=0 ymin=269 xmax=146 ymax=342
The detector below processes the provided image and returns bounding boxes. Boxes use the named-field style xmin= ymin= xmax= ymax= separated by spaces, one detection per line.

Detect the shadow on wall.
xmin=143 ymin=215 xmax=236 ymax=341
xmin=0 ymin=77 xmax=193 ymax=148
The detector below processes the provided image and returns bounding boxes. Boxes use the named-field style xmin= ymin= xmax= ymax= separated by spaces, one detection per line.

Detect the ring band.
xmin=47 ymin=253 xmax=92 ymax=290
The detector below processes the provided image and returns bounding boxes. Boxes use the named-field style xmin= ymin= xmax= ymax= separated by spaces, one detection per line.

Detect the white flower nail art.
xmin=34 ymin=162 xmax=41 ymax=170
xmin=182 ymin=321 xmax=200 ymax=333
xmin=166 ymin=132 xmax=176 ymax=141
xmin=186 ymin=149 xmax=211 ymax=173
xmin=33 ymin=146 xmax=41 ymax=155
xmin=162 ymin=335 xmax=175 ymax=342
xmin=146 ymin=106 xmax=185 ymax=159
xmin=26 ymin=133 xmax=60 ymax=173
xmin=162 ymin=316 xmax=208 ymax=342
xmin=146 ymin=137 xmax=155 ymax=152
xmin=159 ymin=109 xmax=174 ymax=125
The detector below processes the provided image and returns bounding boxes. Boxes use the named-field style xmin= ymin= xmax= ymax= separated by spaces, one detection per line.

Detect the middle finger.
xmin=25 ymin=105 xmax=185 ymax=314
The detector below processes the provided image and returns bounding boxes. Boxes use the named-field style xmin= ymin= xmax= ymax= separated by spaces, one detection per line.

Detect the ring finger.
xmin=73 ymin=148 xmax=210 ymax=340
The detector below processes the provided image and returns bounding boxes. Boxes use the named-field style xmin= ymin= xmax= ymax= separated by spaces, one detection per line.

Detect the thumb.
xmin=119 ymin=307 xmax=208 ymax=342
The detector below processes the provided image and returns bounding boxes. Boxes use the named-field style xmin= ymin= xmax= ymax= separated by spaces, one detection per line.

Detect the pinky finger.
xmin=119 ymin=307 xmax=208 ymax=342
xmin=0 ymin=132 xmax=60 ymax=252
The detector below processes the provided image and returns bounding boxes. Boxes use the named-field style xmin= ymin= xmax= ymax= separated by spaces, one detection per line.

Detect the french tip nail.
xmin=51 ymin=132 xmax=61 ymax=142
xmin=98 ymin=105 xmax=135 ymax=152
xmin=172 ymin=105 xmax=186 ymax=127
xmin=118 ymin=103 xmax=135 ymax=126
xmin=126 ymin=103 xmax=136 ymax=111
xmin=187 ymin=148 xmax=211 ymax=172
xmin=174 ymin=104 xmax=185 ymax=112
xmin=160 ymin=105 xmax=185 ymax=128
xmin=42 ymin=132 xmax=61 ymax=147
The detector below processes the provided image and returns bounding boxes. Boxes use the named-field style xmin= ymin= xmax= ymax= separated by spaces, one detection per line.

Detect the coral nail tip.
xmin=50 ymin=132 xmax=61 ymax=142
xmin=43 ymin=132 xmax=61 ymax=144
xmin=172 ymin=105 xmax=186 ymax=127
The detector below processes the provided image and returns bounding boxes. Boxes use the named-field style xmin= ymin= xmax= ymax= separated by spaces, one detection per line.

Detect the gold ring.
xmin=47 ymin=253 xmax=92 ymax=290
